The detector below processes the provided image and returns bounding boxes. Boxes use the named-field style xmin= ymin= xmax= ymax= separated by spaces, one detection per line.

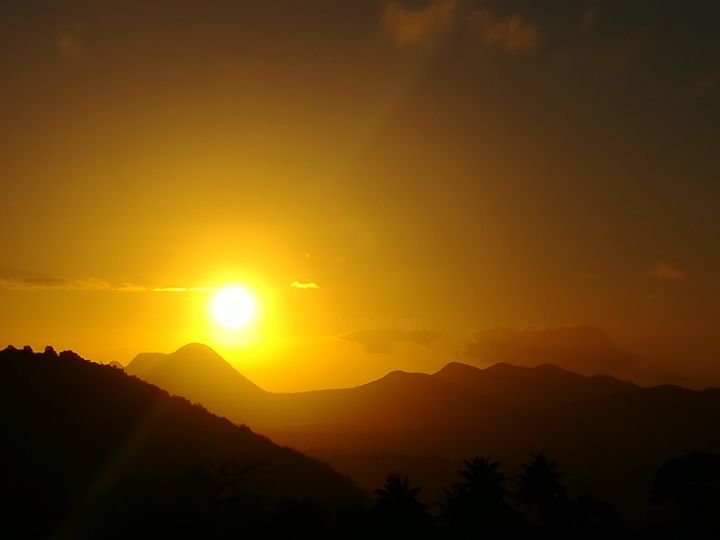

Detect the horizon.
xmin=2 ymin=1 xmax=719 ymax=393
xmin=0 ymin=320 xmax=710 ymax=392
xmin=9 ymin=336 xmax=716 ymax=401
xmin=9 ymin=339 xmax=659 ymax=393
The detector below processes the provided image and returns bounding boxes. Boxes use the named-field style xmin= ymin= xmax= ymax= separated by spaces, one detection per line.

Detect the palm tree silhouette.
xmin=455 ymin=457 xmax=509 ymax=502
xmin=516 ymin=453 xmax=566 ymax=522
xmin=374 ymin=473 xmax=425 ymax=510
xmin=372 ymin=474 xmax=431 ymax=537
xmin=440 ymin=457 xmax=521 ymax=535
xmin=651 ymin=452 xmax=720 ymax=536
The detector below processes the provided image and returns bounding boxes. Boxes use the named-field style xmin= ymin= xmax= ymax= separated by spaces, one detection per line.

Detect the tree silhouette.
xmin=440 ymin=457 xmax=522 ymax=536
xmin=652 ymin=452 xmax=720 ymax=513
xmin=374 ymin=473 xmax=425 ymax=510
xmin=516 ymin=453 xmax=566 ymax=523
xmin=455 ymin=456 xmax=509 ymax=502
xmin=650 ymin=452 xmax=720 ymax=537
xmin=372 ymin=474 xmax=432 ymax=538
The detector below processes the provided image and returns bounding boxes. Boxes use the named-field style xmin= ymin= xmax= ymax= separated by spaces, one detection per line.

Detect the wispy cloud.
xmin=580 ymin=6 xmax=600 ymax=31
xmin=56 ymin=22 xmax=84 ymax=63
xmin=0 ymin=276 xmax=215 ymax=293
xmin=380 ymin=2 xmax=540 ymax=54
xmin=0 ymin=276 xmax=114 ymax=291
xmin=690 ymin=72 xmax=719 ymax=98
xmin=469 ymin=9 xmax=541 ymax=53
xmin=649 ymin=262 xmax=686 ymax=281
xmin=381 ymin=0 xmax=456 ymax=47
xmin=342 ymin=328 xmax=440 ymax=353
xmin=290 ymin=281 xmax=319 ymax=290
xmin=151 ymin=287 xmax=215 ymax=292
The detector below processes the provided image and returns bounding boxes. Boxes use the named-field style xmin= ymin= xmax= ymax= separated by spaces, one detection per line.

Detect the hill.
xmin=0 ymin=345 xmax=364 ymax=538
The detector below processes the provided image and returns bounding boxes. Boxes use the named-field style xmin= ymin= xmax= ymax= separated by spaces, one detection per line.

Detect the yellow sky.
xmin=1 ymin=1 xmax=719 ymax=389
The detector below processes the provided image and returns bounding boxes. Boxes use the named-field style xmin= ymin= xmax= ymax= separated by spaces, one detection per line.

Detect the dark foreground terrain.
xmin=2 ymin=345 xmax=719 ymax=538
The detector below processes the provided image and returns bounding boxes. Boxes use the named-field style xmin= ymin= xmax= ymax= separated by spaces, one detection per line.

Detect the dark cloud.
xmin=381 ymin=1 xmax=541 ymax=54
xmin=463 ymin=325 xmax=688 ymax=386
xmin=464 ymin=325 xmax=633 ymax=375
xmin=690 ymin=72 xmax=719 ymax=97
xmin=56 ymin=22 xmax=84 ymax=63
xmin=580 ymin=6 xmax=600 ymax=31
xmin=381 ymin=0 xmax=456 ymax=47
xmin=468 ymin=8 xmax=541 ymax=53
xmin=649 ymin=262 xmax=686 ymax=280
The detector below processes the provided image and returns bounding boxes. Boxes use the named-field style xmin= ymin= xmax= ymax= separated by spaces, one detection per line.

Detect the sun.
xmin=210 ymin=285 xmax=257 ymax=329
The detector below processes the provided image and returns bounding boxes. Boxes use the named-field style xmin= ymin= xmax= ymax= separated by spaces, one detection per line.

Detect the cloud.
xmin=690 ymin=72 xmax=719 ymax=98
xmin=0 ymin=276 xmax=114 ymax=291
xmin=462 ymin=325 xmax=687 ymax=386
xmin=0 ymin=275 xmax=214 ymax=292
xmin=381 ymin=0 xmax=456 ymax=46
xmin=380 ymin=2 xmax=540 ymax=54
xmin=151 ymin=287 xmax=215 ymax=292
xmin=463 ymin=325 xmax=635 ymax=375
xmin=468 ymin=9 xmax=541 ymax=53
xmin=56 ymin=23 xmax=84 ymax=63
xmin=291 ymin=281 xmax=320 ymax=290
xmin=580 ymin=6 xmax=599 ymax=31
xmin=649 ymin=262 xmax=686 ymax=281
xmin=342 ymin=328 xmax=440 ymax=353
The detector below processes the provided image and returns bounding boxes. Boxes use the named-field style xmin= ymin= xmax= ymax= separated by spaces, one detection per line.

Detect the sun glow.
xmin=210 ymin=285 xmax=257 ymax=329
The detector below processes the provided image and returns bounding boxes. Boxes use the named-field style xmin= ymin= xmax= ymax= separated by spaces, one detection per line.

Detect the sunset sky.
xmin=2 ymin=1 xmax=718 ymax=391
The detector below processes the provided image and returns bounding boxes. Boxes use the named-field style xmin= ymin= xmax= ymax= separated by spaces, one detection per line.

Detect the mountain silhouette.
xmin=128 ymin=342 xmax=265 ymax=395
xmin=0 ymin=345 xmax=363 ymax=537
xmin=128 ymin=343 xmax=267 ymax=415
xmin=127 ymin=343 xmax=720 ymax=517
xmin=434 ymin=361 xmax=636 ymax=405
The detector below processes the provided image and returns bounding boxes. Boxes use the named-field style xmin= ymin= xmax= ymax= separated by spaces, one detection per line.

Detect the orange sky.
xmin=1 ymin=1 xmax=719 ymax=390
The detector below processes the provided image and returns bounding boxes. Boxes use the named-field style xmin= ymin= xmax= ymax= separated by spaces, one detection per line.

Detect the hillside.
xmin=0 ymin=346 xmax=364 ymax=538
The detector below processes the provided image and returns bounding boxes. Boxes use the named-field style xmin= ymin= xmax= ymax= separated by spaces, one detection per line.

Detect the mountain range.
xmin=126 ymin=344 xmax=720 ymax=516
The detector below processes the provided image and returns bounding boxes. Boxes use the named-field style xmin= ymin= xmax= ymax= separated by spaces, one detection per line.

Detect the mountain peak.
xmin=127 ymin=343 xmax=267 ymax=408
xmin=129 ymin=343 xmax=228 ymax=374
xmin=367 ymin=369 xmax=426 ymax=387
xmin=434 ymin=361 xmax=576 ymax=379
xmin=433 ymin=361 xmax=481 ymax=377
xmin=479 ymin=361 xmax=589 ymax=384
xmin=174 ymin=342 xmax=219 ymax=357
